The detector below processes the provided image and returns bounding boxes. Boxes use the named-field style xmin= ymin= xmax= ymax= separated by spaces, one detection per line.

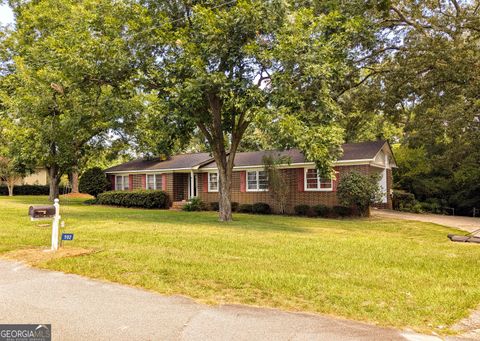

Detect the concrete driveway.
xmin=0 ymin=260 xmax=458 ymax=341
xmin=372 ymin=209 xmax=480 ymax=233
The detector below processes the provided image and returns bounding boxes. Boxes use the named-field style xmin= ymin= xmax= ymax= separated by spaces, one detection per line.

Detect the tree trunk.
xmin=48 ymin=166 xmax=61 ymax=201
xmin=218 ymin=166 xmax=232 ymax=222
xmin=71 ymin=168 xmax=79 ymax=193
xmin=6 ymin=179 xmax=14 ymax=197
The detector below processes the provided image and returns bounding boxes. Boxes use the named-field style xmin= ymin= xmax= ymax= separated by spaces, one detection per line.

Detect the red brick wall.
xmin=198 ymin=165 xmax=393 ymax=213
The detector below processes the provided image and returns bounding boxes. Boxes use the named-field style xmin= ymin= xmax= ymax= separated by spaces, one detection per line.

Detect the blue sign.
xmin=61 ymin=233 xmax=74 ymax=241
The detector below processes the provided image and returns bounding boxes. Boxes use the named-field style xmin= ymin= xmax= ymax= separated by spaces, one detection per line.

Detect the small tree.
xmin=263 ymin=155 xmax=291 ymax=214
xmin=79 ymin=167 xmax=110 ymax=198
xmin=337 ymin=171 xmax=382 ymax=217
xmin=0 ymin=157 xmax=25 ymax=196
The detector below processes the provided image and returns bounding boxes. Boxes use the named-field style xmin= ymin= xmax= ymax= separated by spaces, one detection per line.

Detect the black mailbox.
xmin=29 ymin=205 xmax=56 ymax=220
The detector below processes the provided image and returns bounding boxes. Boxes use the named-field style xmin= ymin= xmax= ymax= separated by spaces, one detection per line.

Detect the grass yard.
xmin=1 ymin=196 xmax=479 ymax=334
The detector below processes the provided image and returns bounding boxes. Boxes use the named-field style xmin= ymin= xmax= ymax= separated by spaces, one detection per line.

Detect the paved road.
xmin=372 ymin=209 xmax=480 ymax=233
xmin=0 ymin=260 xmax=465 ymax=341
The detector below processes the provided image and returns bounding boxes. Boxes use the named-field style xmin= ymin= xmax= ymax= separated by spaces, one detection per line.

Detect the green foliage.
xmin=132 ymin=1 xmax=384 ymax=220
xmin=238 ymin=204 xmax=253 ymax=213
xmin=0 ymin=185 xmax=66 ymax=196
xmin=78 ymin=167 xmax=110 ymax=198
xmin=0 ymin=0 xmax=138 ymax=199
xmin=96 ymin=190 xmax=170 ymax=209
xmin=313 ymin=204 xmax=330 ymax=218
xmin=263 ymin=154 xmax=290 ymax=214
xmin=332 ymin=206 xmax=355 ymax=217
xmin=392 ymin=190 xmax=416 ymax=211
xmin=294 ymin=205 xmax=311 ymax=216
xmin=209 ymin=202 xmax=219 ymax=212
xmin=337 ymin=172 xmax=382 ymax=216
xmin=251 ymin=202 xmax=271 ymax=215
xmin=183 ymin=198 xmax=206 ymax=212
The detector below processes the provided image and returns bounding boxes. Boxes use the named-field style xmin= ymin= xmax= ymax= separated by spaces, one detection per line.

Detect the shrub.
xmin=0 ymin=185 xmax=68 ymax=196
xmin=238 ymin=204 xmax=253 ymax=213
xmin=392 ymin=190 xmax=416 ymax=210
xmin=231 ymin=202 xmax=239 ymax=212
xmin=313 ymin=204 xmax=330 ymax=217
xmin=294 ymin=204 xmax=310 ymax=216
xmin=209 ymin=202 xmax=219 ymax=211
xmin=252 ymin=202 xmax=271 ymax=214
xmin=332 ymin=205 xmax=354 ymax=217
xmin=337 ymin=171 xmax=382 ymax=217
xmin=183 ymin=198 xmax=206 ymax=211
xmin=96 ymin=190 xmax=170 ymax=209
xmin=79 ymin=167 xmax=111 ymax=198
xmin=420 ymin=201 xmax=442 ymax=214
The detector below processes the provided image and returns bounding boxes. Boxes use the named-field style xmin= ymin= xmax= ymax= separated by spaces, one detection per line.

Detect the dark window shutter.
xmin=203 ymin=173 xmax=209 ymax=192
xmin=240 ymin=171 xmax=246 ymax=192
xmin=297 ymin=168 xmax=304 ymax=192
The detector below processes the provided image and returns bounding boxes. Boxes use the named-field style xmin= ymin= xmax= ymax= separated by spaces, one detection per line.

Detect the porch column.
xmin=190 ymin=170 xmax=195 ymax=199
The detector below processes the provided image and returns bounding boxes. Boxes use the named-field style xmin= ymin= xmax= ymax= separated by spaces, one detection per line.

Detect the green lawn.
xmin=1 ymin=196 xmax=479 ymax=334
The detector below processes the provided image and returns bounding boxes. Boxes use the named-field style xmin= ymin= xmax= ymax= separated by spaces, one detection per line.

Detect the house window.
xmin=132 ymin=175 xmax=143 ymax=190
xmin=208 ymin=172 xmax=218 ymax=192
xmin=115 ymin=175 xmax=129 ymax=191
xmin=247 ymin=170 xmax=268 ymax=191
xmin=305 ymin=168 xmax=332 ymax=191
xmin=146 ymin=174 xmax=163 ymax=190
xmin=155 ymin=174 xmax=163 ymax=190
xmin=147 ymin=174 xmax=155 ymax=190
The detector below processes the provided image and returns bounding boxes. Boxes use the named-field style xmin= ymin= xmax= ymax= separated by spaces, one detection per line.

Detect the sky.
xmin=0 ymin=4 xmax=14 ymax=26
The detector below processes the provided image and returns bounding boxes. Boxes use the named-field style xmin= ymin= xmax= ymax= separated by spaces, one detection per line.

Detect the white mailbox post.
xmin=51 ymin=199 xmax=61 ymax=251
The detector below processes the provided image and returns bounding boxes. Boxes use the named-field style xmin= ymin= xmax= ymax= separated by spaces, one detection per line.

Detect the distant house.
xmin=0 ymin=167 xmax=49 ymax=186
xmin=104 ymin=140 xmax=396 ymax=213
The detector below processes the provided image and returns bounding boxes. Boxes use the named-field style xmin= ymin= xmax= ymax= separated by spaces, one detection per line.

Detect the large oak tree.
xmin=135 ymin=0 xmax=385 ymax=221
xmin=0 ymin=0 xmax=138 ymax=200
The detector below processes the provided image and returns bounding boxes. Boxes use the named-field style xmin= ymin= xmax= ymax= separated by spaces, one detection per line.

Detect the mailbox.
xmin=29 ymin=205 xmax=56 ymax=220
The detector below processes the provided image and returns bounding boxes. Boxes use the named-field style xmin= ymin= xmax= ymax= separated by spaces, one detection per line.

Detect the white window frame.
xmin=246 ymin=170 xmax=268 ymax=192
xmin=147 ymin=174 xmax=156 ymax=190
xmin=146 ymin=174 xmax=164 ymax=190
xmin=115 ymin=175 xmax=129 ymax=191
xmin=304 ymin=168 xmax=333 ymax=192
xmin=208 ymin=172 xmax=219 ymax=192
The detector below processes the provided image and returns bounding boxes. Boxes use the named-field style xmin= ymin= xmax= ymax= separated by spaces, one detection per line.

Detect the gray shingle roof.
xmin=104 ymin=140 xmax=387 ymax=173
xmin=104 ymin=153 xmax=212 ymax=173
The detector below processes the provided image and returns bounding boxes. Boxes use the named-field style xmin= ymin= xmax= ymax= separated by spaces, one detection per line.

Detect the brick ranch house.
xmin=104 ymin=140 xmax=396 ymax=213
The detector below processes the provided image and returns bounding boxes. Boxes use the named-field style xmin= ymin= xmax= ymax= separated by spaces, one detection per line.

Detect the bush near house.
xmin=96 ymin=190 xmax=170 ymax=209
xmin=182 ymin=198 xmax=207 ymax=211
xmin=313 ymin=204 xmax=330 ymax=217
xmin=337 ymin=171 xmax=382 ymax=217
xmin=238 ymin=204 xmax=253 ymax=213
xmin=294 ymin=204 xmax=311 ymax=216
xmin=252 ymin=202 xmax=271 ymax=215
xmin=79 ymin=167 xmax=110 ymax=198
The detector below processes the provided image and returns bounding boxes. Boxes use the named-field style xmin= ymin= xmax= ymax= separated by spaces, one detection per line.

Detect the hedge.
xmin=252 ymin=202 xmax=271 ymax=214
xmin=294 ymin=204 xmax=310 ymax=216
xmin=0 ymin=185 xmax=68 ymax=196
xmin=96 ymin=190 xmax=170 ymax=209
xmin=209 ymin=202 xmax=239 ymax=212
xmin=238 ymin=204 xmax=253 ymax=213
xmin=392 ymin=190 xmax=416 ymax=210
